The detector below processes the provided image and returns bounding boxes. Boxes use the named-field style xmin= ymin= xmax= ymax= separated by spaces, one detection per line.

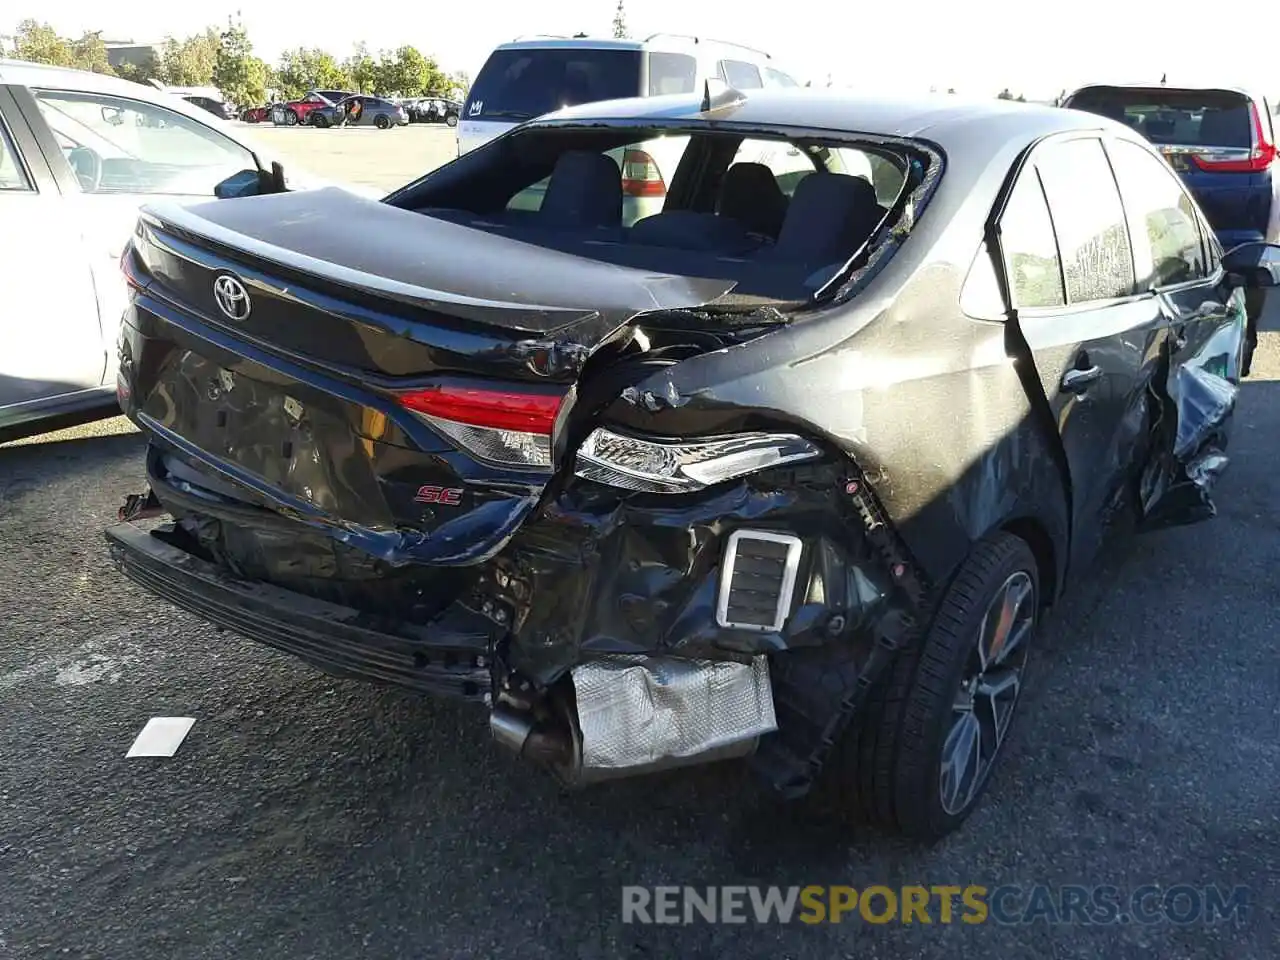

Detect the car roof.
xmin=493 ymin=34 xmax=773 ymax=59
xmin=535 ymin=87 xmax=1123 ymax=144
xmin=0 ymin=58 xmax=247 ymax=118
xmin=0 ymin=57 xmax=292 ymax=165
xmin=1068 ymin=80 xmax=1264 ymax=101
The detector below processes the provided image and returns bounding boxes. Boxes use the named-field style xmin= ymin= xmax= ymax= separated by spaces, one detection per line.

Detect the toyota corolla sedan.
xmin=0 ymin=59 xmax=374 ymax=442
xmin=105 ymin=88 xmax=1277 ymax=839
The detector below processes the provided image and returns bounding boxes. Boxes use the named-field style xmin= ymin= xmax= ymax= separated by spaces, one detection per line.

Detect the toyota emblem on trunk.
xmin=213 ymin=275 xmax=251 ymax=321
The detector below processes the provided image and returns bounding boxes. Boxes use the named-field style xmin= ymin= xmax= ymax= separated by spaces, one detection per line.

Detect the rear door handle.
xmin=1062 ymin=365 xmax=1102 ymax=393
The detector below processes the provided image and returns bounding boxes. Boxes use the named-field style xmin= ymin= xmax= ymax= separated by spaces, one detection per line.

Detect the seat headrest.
xmin=539 ymin=151 xmax=623 ymax=228
xmin=774 ymin=172 xmax=882 ymax=264
xmin=717 ymin=162 xmax=789 ymax=238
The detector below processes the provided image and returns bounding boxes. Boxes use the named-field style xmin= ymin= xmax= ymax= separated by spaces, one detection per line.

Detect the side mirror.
xmin=215 ymin=169 xmax=263 ymax=199
xmin=1222 ymin=241 xmax=1280 ymax=289
xmin=214 ymin=162 xmax=288 ymax=200
xmin=101 ymin=106 xmax=124 ymax=125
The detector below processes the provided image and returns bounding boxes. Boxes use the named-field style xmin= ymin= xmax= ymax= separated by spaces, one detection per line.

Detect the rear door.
xmin=0 ymin=85 xmax=104 ymax=413
xmin=458 ymin=46 xmax=644 ymax=155
xmin=997 ymin=135 xmax=1164 ymax=566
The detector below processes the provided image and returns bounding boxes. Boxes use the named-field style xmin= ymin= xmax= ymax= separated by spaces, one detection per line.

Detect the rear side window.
xmin=1034 ymin=137 xmax=1135 ymax=303
xmin=1107 ymin=139 xmax=1208 ymax=288
xmin=1068 ymin=86 xmax=1255 ymax=148
xmin=647 ymin=52 xmax=697 ymax=96
xmin=720 ymin=60 xmax=763 ymax=89
xmin=466 ymin=48 xmax=643 ymax=120
xmin=764 ymin=67 xmax=800 ymax=88
xmin=1000 ymin=168 xmax=1066 ymax=309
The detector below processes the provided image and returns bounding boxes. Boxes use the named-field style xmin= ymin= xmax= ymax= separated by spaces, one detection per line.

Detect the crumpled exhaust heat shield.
xmin=571 ymin=655 xmax=778 ymax=770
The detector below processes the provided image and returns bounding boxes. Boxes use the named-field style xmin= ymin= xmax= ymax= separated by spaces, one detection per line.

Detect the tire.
xmin=445 ymin=113 xmax=458 ymax=127
xmin=285 ymin=110 xmax=299 ymax=126
xmin=374 ymin=114 xmax=390 ymax=129
xmin=312 ymin=115 xmax=329 ymax=128
xmin=833 ymin=531 xmax=1040 ymax=840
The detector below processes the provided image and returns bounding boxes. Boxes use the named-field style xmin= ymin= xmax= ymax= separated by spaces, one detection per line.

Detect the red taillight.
xmin=397 ymin=384 xmax=563 ymax=434
xmin=1191 ymin=104 xmax=1276 ymax=172
xmin=620 ymin=148 xmax=666 ymax=197
xmin=120 ymin=245 xmax=145 ymax=292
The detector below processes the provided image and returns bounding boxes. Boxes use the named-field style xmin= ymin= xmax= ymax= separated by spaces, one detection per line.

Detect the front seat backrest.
xmin=772 ymin=172 xmax=882 ymax=264
xmin=539 ymin=151 xmax=623 ymax=228
xmin=717 ymin=162 xmax=789 ymax=239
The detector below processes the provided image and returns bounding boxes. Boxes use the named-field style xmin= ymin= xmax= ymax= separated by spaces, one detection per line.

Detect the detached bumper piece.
xmin=105 ymin=522 xmax=494 ymax=701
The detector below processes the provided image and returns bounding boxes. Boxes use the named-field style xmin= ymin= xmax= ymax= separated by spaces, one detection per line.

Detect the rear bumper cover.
xmin=105 ymin=521 xmax=494 ymax=700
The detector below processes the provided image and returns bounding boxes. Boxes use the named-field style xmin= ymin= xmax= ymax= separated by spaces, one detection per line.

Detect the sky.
xmin=8 ymin=0 xmax=1280 ymax=101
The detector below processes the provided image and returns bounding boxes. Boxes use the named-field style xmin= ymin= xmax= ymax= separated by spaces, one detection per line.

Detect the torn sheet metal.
xmin=1140 ymin=334 xmax=1240 ymax=530
xmin=571 ymin=655 xmax=777 ymax=769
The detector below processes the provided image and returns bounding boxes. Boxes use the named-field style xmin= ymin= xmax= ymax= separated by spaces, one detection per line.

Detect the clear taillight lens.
xmin=574 ymin=428 xmax=821 ymax=493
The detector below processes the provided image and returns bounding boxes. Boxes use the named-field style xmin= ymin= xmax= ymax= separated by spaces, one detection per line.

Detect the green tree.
xmin=158 ymin=28 xmax=220 ymax=86
xmin=116 ymin=50 xmax=161 ymax=84
xmin=371 ymin=45 xmax=445 ymax=97
xmin=69 ymin=30 xmax=113 ymax=74
xmin=447 ymin=69 xmax=471 ymax=100
xmin=612 ymin=0 xmax=628 ymax=39
xmin=276 ymin=47 xmax=350 ymax=100
xmin=343 ymin=42 xmax=378 ymax=93
xmin=12 ymin=20 xmax=75 ymax=67
xmin=213 ymin=16 xmax=270 ymax=108
xmin=11 ymin=19 xmax=116 ymax=74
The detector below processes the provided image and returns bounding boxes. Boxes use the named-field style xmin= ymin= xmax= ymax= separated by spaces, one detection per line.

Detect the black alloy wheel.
xmin=832 ymin=531 xmax=1041 ymax=840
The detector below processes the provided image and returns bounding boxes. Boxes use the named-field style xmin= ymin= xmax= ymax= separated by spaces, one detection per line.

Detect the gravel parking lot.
xmin=0 ymin=127 xmax=1277 ymax=959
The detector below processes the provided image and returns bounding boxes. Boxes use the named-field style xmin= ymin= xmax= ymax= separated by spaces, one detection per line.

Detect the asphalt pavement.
xmin=0 ymin=128 xmax=1277 ymax=958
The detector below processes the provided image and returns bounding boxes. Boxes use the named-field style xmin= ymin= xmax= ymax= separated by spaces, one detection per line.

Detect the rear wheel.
xmin=285 ymin=109 xmax=299 ymax=126
xmin=374 ymin=114 xmax=391 ymax=129
xmin=312 ymin=114 xmax=329 ymax=128
xmin=834 ymin=531 xmax=1040 ymax=840
xmin=446 ymin=113 xmax=458 ymax=127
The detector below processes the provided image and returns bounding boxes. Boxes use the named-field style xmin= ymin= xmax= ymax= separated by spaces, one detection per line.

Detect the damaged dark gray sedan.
xmin=106 ymin=87 xmax=1280 ymax=840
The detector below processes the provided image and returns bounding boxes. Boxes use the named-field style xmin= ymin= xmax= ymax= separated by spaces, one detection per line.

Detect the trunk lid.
xmin=120 ymin=189 xmax=739 ymax=583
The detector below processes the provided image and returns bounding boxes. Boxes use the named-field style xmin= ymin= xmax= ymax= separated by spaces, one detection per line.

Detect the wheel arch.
xmin=999 ymin=514 xmax=1062 ymax=608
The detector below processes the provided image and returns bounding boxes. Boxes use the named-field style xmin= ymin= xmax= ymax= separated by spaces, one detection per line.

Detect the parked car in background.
xmin=240 ymin=103 xmax=276 ymax=123
xmin=459 ymin=34 xmax=800 ymax=157
xmin=459 ymin=34 xmax=801 ymax=224
xmin=106 ymin=89 xmax=1272 ymax=839
xmin=311 ymin=95 xmax=409 ymax=128
xmin=181 ymin=93 xmax=237 ymax=121
xmin=0 ymin=59 xmax=372 ymax=441
xmin=408 ymin=97 xmax=461 ymax=125
xmin=1063 ymin=82 xmax=1278 ymax=372
xmin=272 ymin=90 xmax=353 ymax=126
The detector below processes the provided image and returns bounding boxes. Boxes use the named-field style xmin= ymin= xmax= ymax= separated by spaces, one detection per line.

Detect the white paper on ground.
xmin=126 ymin=717 xmax=196 ymax=757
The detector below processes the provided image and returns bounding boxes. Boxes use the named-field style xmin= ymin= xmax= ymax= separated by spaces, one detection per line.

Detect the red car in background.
xmin=240 ymin=104 xmax=273 ymax=123
xmin=272 ymin=90 xmax=353 ymax=126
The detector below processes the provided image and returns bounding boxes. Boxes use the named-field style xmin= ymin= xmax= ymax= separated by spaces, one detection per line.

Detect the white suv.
xmin=457 ymin=35 xmax=804 ymax=224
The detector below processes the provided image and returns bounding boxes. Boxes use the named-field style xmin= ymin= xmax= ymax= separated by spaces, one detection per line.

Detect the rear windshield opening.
xmin=1069 ymin=86 xmax=1255 ymax=148
xmin=465 ymin=48 xmax=644 ymax=121
xmin=404 ymin=125 xmax=926 ymax=303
